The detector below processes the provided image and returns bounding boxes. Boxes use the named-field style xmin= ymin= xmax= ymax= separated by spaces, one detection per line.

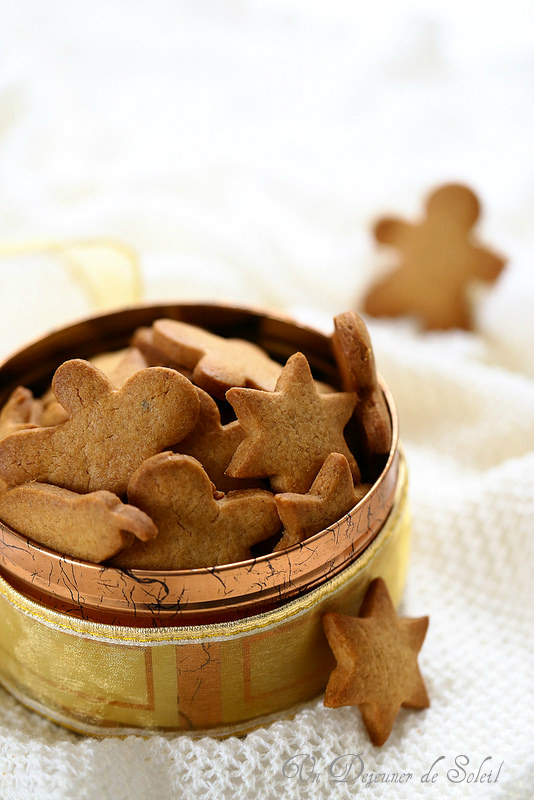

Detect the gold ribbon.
xmin=0 ymin=457 xmax=410 ymax=738
xmin=0 ymin=239 xmax=142 ymax=307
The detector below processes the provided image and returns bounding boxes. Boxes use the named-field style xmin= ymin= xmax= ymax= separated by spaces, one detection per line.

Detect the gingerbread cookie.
xmin=0 ymin=360 xmax=199 ymax=495
xmin=41 ymin=391 xmax=70 ymax=427
xmin=131 ymin=326 xmax=193 ymax=375
xmin=274 ymin=453 xmax=370 ymax=550
xmin=89 ymin=349 xmax=130 ymax=381
xmin=152 ymin=318 xmax=283 ymax=399
xmin=112 ymin=452 xmax=281 ymax=569
xmin=323 ymin=577 xmax=430 ymax=746
xmin=365 ymin=183 xmax=506 ymax=329
xmin=332 ymin=312 xmax=391 ymax=465
xmin=40 ymin=347 xmax=150 ymax=428
xmin=92 ymin=346 xmax=149 ymax=388
xmin=226 ymin=352 xmax=359 ymax=493
xmin=0 ymin=482 xmax=157 ymax=563
xmin=176 ymin=387 xmax=263 ymax=492
xmin=0 ymin=387 xmax=42 ymax=439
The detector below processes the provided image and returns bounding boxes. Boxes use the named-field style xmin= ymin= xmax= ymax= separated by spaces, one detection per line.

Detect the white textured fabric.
xmin=0 ymin=2 xmax=533 ymax=799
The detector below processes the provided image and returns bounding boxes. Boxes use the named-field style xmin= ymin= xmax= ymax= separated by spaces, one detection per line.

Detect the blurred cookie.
xmin=93 ymin=346 xmax=149 ymax=388
xmin=41 ymin=391 xmax=70 ymax=427
xmin=0 ymin=387 xmax=42 ymax=439
xmin=365 ymin=183 xmax=506 ymax=329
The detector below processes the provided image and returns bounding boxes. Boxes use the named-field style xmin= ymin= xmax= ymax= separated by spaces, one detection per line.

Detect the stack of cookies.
xmin=0 ymin=311 xmax=391 ymax=570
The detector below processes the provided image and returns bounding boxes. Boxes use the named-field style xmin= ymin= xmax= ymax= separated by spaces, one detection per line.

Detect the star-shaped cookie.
xmin=364 ymin=183 xmax=505 ymax=330
xmin=274 ymin=453 xmax=370 ymax=550
xmin=323 ymin=577 xmax=429 ymax=746
xmin=225 ymin=352 xmax=359 ymax=493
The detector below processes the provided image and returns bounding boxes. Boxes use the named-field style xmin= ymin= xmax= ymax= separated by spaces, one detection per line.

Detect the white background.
xmin=0 ymin=3 xmax=533 ymax=799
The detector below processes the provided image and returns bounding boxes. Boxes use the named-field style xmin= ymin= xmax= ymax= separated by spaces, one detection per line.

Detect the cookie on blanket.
xmin=364 ymin=183 xmax=506 ymax=330
xmin=323 ymin=577 xmax=430 ymax=746
xmin=332 ymin=312 xmax=392 ymax=466
xmin=152 ymin=318 xmax=283 ymax=399
xmin=226 ymin=352 xmax=359 ymax=493
xmin=274 ymin=453 xmax=371 ymax=550
xmin=0 ymin=482 xmax=157 ymax=563
xmin=0 ymin=387 xmax=42 ymax=439
xmin=0 ymin=360 xmax=199 ymax=495
xmin=112 ymin=452 xmax=281 ymax=569
xmin=176 ymin=387 xmax=264 ymax=492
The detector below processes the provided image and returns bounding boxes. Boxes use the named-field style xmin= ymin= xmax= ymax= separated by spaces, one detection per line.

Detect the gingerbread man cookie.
xmin=41 ymin=347 xmax=150 ymax=428
xmin=365 ymin=184 xmax=506 ymax=330
xmin=226 ymin=352 xmax=359 ymax=493
xmin=112 ymin=452 xmax=281 ymax=569
xmin=0 ymin=360 xmax=199 ymax=495
xmin=0 ymin=483 xmax=157 ymax=563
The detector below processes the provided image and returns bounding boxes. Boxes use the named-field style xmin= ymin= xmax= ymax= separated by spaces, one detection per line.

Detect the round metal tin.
xmin=0 ymin=303 xmax=399 ymax=626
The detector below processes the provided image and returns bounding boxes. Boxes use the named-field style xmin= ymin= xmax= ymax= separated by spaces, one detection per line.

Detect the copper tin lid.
xmin=0 ymin=303 xmax=399 ymax=627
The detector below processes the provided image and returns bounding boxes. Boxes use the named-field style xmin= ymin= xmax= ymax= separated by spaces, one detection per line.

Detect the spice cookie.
xmin=41 ymin=347 xmax=150 ymax=428
xmin=0 ymin=387 xmax=42 ymax=439
xmin=226 ymin=352 xmax=359 ymax=493
xmin=152 ymin=318 xmax=283 ymax=399
xmin=131 ymin=326 xmax=193 ymax=376
xmin=365 ymin=183 xmax=506 ymax=330
xmin=0 ymin=360 xmax=199 ymax=495
xmin=332 ymin=311 xmax=392 ymax=463
xmin=92 ymin=346 xmax=149 ymax=388
xmin=41 ymin=392 xmax=70 ymax=427
xmin=176 ymin=387 xmax=263 ymax=492
xmin=112 ymin=452 xmax=281 ymax=569
xmin=0 ymin=482 xmax=157 ymax=563
xmin=323 ymin=577 xmax=430 ymax=746
xmin=274 ymin=453 xmax=371 ymax=550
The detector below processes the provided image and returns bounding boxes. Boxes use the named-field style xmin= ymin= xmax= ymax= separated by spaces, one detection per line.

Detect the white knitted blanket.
xmin=0 ymin=2 xmax=533 ymax=798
